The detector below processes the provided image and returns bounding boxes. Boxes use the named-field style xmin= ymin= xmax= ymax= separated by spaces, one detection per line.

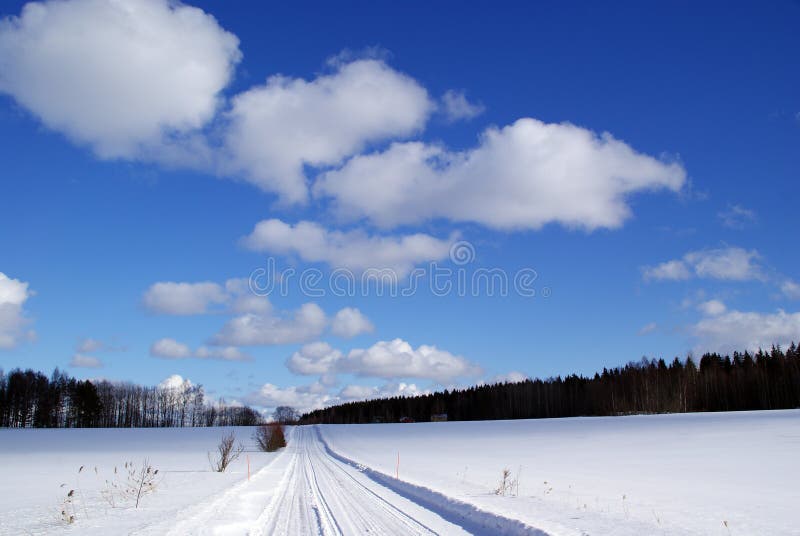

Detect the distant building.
xmin=431 ymin=413 xmax=448 ymax=422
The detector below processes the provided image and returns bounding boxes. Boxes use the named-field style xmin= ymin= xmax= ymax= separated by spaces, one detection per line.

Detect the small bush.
xmin=266 ymin=423 xmax=287 ymax=451
xmin=254 ymin=423 xmax=287 ymax=452
xmin=105 ymin=460 xmax=161 ymax=508
xmin=124 ymin=460 xmax=160 ymax=508
xmin=494 ymin=467 xmax=520 ymax=496
xmin=209 ymin=431 xmax=244 ymax=472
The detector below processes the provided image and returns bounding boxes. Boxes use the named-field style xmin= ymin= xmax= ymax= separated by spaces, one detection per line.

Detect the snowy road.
xmin=255 ymin=426 xmax=470 ymax=536
xmin=151 ymin=426 xmax=538 ymax=535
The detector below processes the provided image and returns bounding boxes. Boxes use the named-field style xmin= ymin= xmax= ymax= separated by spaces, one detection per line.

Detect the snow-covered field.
xmin=0 ymin=410 xmax=797 ymax=535
xmin=321 ymin=410 xmax=800 ymax=536
xmin=0 ymin=426 xmax=278 ymax=535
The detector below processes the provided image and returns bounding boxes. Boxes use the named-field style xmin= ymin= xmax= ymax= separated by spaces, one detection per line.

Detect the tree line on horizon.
xmin=300 ymin=344 xmax=800 ymax=424
xmin=0 ymin=368 xmax=262 ymax=428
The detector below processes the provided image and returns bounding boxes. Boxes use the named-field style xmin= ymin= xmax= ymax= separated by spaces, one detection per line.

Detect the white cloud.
xmin=337 ymin=384 xmax=377 ymax=400
xmin=643 ymin=260 xmax=692 ymax=281
xmin=143 ymin=278 xmax=272 ymax=316
xmin=142 ymin=281 xmax=229 ymax=315
xmin=225 ymin=278 xmax=272 ymax=314
xmin=158 ymin=374 xmax=192 ymax=391
xmin=345 ymin=339 xmax=480 ymax=383
xmin=0 ymin=272 xmax=29 ymax=305
xmin=69 ymin=353 xmax=103 ymax=368
xmin=780 ymin=280 xmax=800 ymax=300
xmin=637 ymin=322 xmax=658 ymax=335
xmin=0 ymin=272 xmax=35 ymax=349
xmin=693 ymin=308 xmax=800 ymax=354
xmin=698 ymin=299 xmax=727 ymax=316
xmin=241 ymin=219 xmax=454 ymax=276
xmin=0 ymin=0 xmax=240 ymax=159
xmin=150 ymin=338 xmax=192 ymax=359
xmin=222 ymin=59 xmax=433 ymax=202
xmin=213 ymin=303 xmax=328 ymax=346
xmin=644 ymin=247 xmax=762 ymax=282
xmin=330 ymin=307 xmax=374 ymax=338
xmin=1 ymin=2 xmax=686 ymax=229
xmin=316 ymin=118 xmax=685 ymax=230
xmin=287 ymin=338 xmax=481 ymax=383
xmin=76 ymin=338 xmax=104 ymax=353
xmin=1 ymin=1 xmax=687 ymax=231
xmin=143 ymin=276 xmax=369 ymax=347
xmin=244 ymin=382 xmax=333 ymax=414
xmin=440 ymin=89 xmax=484 ymax=122
xmin=150 ymin=337 xmax=251 ymax=361
xmin=243 ymin=379 xmax=428 ymax=414
xmin=686 ymin=248 xmax=762 ymax=280
xmin=287 ymin=342 xmax=343 ymax=376
xmin=338 ymin=381 xmax=428 ymax=401
xmin=70 ymin=337 xmax=123 ymax=369
xmin=718 ymin=204 xmax=756 ymax=229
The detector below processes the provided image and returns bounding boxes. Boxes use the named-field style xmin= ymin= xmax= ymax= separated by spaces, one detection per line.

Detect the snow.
xmin=0 ymin=426 xmax=277 ymax=535
xmin=0 ymin=410 xmax=797 ymax=535
xmin=319 ymin=410 xmax=800 ymax=536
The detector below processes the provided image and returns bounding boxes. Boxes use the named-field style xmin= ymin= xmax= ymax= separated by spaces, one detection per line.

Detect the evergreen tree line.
xmin=301 ymin=344 xmax=800 ymax=424
xmin=0 ymin=368 xmax=262 ymax=428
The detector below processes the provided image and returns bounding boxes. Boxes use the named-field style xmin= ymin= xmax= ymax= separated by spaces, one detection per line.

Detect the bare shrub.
xmin=101 ymin=460 xmax=161 ymax=508
xmin=253 ymin=424 xmax=271 ymax=451
xmin=121 ymin=460 xmax=160 ymax=507
xmin=210 ymin=431 xmax=243 ymax=472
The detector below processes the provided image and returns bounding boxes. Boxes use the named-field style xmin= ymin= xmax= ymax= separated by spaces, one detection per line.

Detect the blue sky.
xmin=0 ymin=0 xmax=798 ymax=412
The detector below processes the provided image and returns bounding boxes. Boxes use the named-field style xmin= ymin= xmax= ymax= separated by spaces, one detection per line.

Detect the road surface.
xmin=256 ymin=427 xmax=471 ymax=535
xmin=156 ymin=426 xmax=477 ymax=535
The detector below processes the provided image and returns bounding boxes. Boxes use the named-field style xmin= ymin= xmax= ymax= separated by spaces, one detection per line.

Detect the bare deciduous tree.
xmin=272 ymin=406 xmax=299 ymax=424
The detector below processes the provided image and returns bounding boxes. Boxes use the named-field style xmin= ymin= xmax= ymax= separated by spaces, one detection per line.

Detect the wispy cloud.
xmin=440 ymin=89 xmax=484 ymax=122
xmin=718 ymin=204 xmax=756 ymax=229
xmin=69 ymin=353 xmax=103 ymax=368
xmin=643 ymin=247 xmax=763 ymax=282
xmin=637 ymin=322 xmax=658 ymax=335
xmin=150 ymin=338 xmax=252 ymax=362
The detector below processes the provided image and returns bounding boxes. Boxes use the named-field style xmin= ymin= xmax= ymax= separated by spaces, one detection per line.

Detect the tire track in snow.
xmin=257 ymin=426 xmax=449 ymax=535
xmin=315 ymin=427 xmax=549 ymax=536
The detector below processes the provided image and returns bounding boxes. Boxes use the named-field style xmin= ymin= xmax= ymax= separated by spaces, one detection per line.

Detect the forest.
xmin=0 ymin=368 xmax=261 ymax=428
xmin=301 ymin=344 xmax=800 ymax=424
